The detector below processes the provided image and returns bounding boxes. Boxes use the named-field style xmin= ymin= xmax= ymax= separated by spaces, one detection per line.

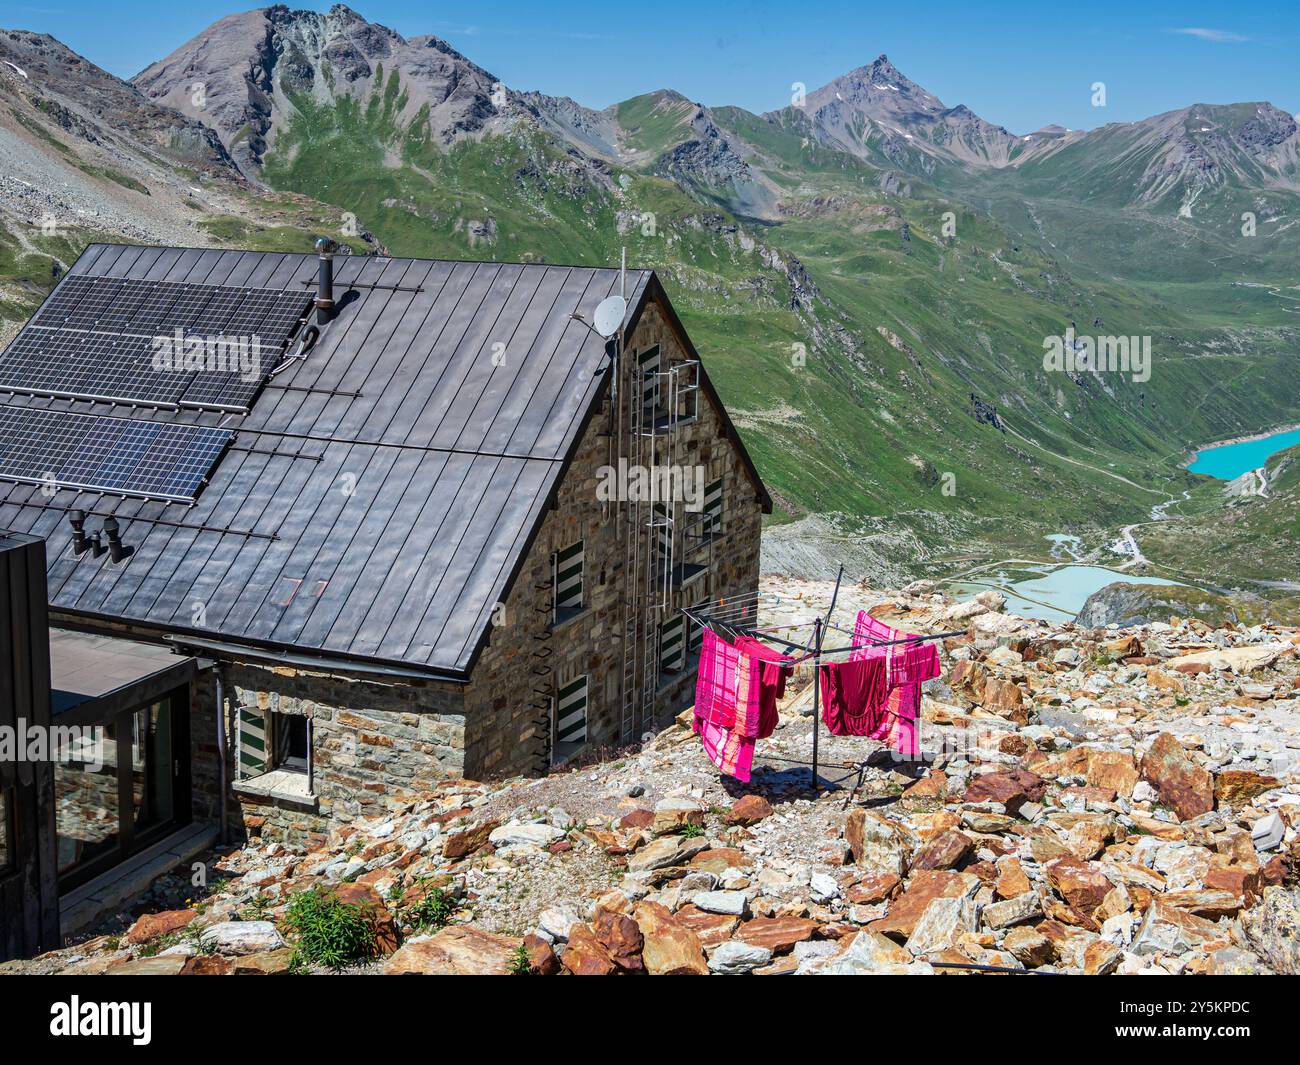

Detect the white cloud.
xmin=1170 ymin=27 xmax=1250 ymax=43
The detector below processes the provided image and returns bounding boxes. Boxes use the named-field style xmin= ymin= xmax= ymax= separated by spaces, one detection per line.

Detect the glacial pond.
xmin=948 ymin=564 xmax=1185 ymax=622
xmin=1188 ymin=426 xmax=1300 ymax=481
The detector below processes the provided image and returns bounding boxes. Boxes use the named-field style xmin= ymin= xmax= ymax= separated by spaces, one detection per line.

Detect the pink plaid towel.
xmin=844 ymin=611 xmax=941 ymax=756
xmin=693 ymin=628 xmax=765 ymax=781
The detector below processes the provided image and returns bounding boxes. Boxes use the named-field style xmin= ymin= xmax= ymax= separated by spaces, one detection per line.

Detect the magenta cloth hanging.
xmin=692 ymin=628 xmax=760 ymax=781
xmin=832 ymin=610 xmax=941 ymax=755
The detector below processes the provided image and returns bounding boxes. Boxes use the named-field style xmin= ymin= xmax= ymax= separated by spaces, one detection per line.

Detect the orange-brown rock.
xmin=845 ymin=873 xmax=901 ymax=905
xmin=734 ymin=915 xmax=819 ymax=954
xmin=562 ymin=923 xmax=619 ymax=976
xmin=593 ymin=908 xmax=645 ymax=973
xmin=523 ymin=932 xmax=561 ymax=975
xmin=1085 ymin=750 xmax=1139 ymax=797
xmin=869 ymin=870 xmax=977 ymax=939
xmin=633 ymin=901 xmax=708 ymax=975
xmin=981 ymin=678 xmax=1028 ymax=723
xmin=1047 ymin=857 xmax=1112 ymax=917
xmin=995 ymin=857 xmax=1032 ymax=900
xmin=726 ymin=794 xmax=774 ymax=825
xmin=124 ymin=908 xmax=196 ymax=945
xmin=1214 ymin=771 xmax=1280 ymax=807
xmin=911 ymin=829 xmax=974 ymax=871
xmin=1140 ymin=733 xmax=1214 ymax=821
xmin=963 ymin=768 xmax=1046 ymax=814
xmin=672 ymin=904 xmax=739 ymax=948
xmin=179 ymin=954 xmax=232 ymax=976
xmin=384 ymin=926 xmax=521 ymax=975
xmin=442 ymin=820 xmax=498 ymax=860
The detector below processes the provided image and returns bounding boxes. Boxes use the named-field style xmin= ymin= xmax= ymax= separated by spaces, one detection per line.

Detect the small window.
xmin=554 ymin=675 xmax=588 ymax=748
xmin=638 ymin=344 xmax=662 ymax=413
xmin=272 ymin=714 xmax=310 ymax=774
xmin=703 ymin=479 xmax=723 ymax=537
xmin=553 ymin=540 xmax=584 ymax=621
xmin=0 ymin=788 xmax=14 ymax=876
xmin=237 ymin=706 xmax=267 ymax=779
xmin=660 ymin=614 xmax=686 ymax=676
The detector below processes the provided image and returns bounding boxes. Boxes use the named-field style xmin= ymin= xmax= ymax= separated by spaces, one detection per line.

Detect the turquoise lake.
xmin=949 ymin=564 xmax=1184 ymax=621
xmin=1188 ymin=426 xmax=1300 ymax=481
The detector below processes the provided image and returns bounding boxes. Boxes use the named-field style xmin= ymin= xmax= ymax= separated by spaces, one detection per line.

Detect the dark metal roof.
xmin=0 ymin=244 xmax=656 ymax=677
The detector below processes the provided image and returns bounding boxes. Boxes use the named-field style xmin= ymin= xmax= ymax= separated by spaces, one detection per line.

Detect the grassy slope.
xmin=257 ymin=70 xmax=1298 ymax=584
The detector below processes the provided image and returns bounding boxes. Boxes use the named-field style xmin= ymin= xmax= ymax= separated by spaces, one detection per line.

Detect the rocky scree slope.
xmin=11 ymin=578 xmax=1300 ymax=977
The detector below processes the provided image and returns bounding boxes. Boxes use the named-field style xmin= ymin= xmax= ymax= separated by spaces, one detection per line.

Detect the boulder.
xmin=1085 ymin=750 xmax=1139 ymax=797
xmin=1165 ymin=644 xmax=1284 ymax=673
xmin=1140 ymin=732 xmax=1214 ymax=821
xmin=198 ymin=921 xmax=285 ymax=957
xmin=869 ymin=870 xmax=979 ymax=939
xmin=708 ymin=940 xmax=772 ymax=974
xmin=124 ymin=908 xmax=196 ymax=945
xmin=820 ymin=930 xmax=930 ymax=975
xmin=488 ymin=821 xmax=565 ymax=848
xmin=653 ymin=797 xmax=706 ymax=835
xmin=1239 ymin=886 xmax=1300 ymax=975
xmin=523 ymin=933 xmax=561 ymax=975
xmin=844 ymin=809 xmax=912 ymax=874
xmin=384 ymin=926 xmax=521 ymax=975
xmin=734 ymin=916 xmax=819 ymax=955
xmin=560 ymin=924 xmax=618 ymax=976
xmin=963 ymin=768 xmax=1046 ymax=815
xmin=593 ymin=908 xmax=645 ymax=973
xmin=1046 ymin=858 xmax=1111 ymax=917
xmin=911 ymin=829 xmax=974 ymax=871
xmin=1214 ymin=771 xmax=1280 ymax=807
xmin=691 ymin=890 xmax=748 ymax=916
xmin=725 ymin=794 xmax=773 ymax=825
xmin=633 ymin=901 xmax=708 ymax=975
xmin=906 ymin=896 xmax=978 ymax=956
xmin=983 ymin=891 xmax=1042 ymax=929
xmin=1003 ymin=925 xmax=1052 ymax=967
xmin=442 ymin=819 xmax=497 ymax=859
xmin=231 ymin=947 xmax=296 ymax=975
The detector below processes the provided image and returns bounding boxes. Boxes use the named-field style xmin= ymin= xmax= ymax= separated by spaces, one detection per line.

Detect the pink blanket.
xmin=844 ymin=611 xmax=941 ymax=756
xmin=693 ymin=629 xmax=772 ymax=780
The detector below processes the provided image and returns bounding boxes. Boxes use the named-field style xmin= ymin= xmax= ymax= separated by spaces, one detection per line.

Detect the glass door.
xmin=56 ymin=689 xmax=191 ymax=890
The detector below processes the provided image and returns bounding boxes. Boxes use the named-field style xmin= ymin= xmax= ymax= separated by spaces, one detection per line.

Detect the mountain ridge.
xmin=3 ymin=4 xmax=1298 ymax=602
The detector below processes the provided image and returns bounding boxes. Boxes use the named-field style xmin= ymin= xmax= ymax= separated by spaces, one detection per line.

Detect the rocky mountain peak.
xmin=132 ymin=5 xmax=510 ymax=178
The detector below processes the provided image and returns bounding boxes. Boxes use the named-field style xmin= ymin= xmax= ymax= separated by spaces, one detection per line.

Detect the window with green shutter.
xmin=237 ymin=706 xmax=267 ymax=778
xmin=554 ymin=675 xmax=588 ymax=745
xmin=638 ymin=344 xmax=661 ymax=413
xmin=554 ymin=539 xmax=583 ymax=618
xmin=660 ymin=613 xmax=686 ymax=675
xmin=703 ymin=479 xmax=723 ymax=537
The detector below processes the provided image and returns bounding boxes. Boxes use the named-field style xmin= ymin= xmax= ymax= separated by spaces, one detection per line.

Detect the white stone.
xmin=489 ymin=821 xmax=565 ymax=847
xmin=707 ymin=940 xmax=772 ymax=974
xmin=691 ymin=890 xmax=748 ymax=916
xmin=537 ymin=905 xmax=582 ymax=942
xmin=1252 ymin=812 xmax=1285 ymax=851
xmin=198 ymin=921 xmax=284 ymax=956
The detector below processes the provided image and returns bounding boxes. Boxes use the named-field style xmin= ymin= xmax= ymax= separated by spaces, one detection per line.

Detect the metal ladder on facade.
xmin=618 ymin=357 xmax=645 ymax=745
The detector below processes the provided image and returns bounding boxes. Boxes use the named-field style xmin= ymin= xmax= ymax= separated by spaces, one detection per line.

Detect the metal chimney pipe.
xmin=314 ymin=237 xmax=339 ymax=325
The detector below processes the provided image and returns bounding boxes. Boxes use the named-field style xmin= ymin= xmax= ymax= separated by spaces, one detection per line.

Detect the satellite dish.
xmin=592 ymin=295 xmax=627 ymax=339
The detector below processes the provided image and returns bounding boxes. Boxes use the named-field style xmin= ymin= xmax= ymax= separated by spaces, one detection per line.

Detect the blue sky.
xmin=8 ymin=1 xmax=1298 ymax=132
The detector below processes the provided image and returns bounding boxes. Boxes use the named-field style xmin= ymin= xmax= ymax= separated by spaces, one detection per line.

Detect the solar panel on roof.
xmin=0 ymin=406 xmax=232 ymax=503
xmin=4 ymin=276 xmax=312 ymax=411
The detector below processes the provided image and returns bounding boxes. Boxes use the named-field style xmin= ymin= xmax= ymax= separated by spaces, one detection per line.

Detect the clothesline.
xmin=685 ymin=564 xmax=959 ymax=789
xmin=681 ymin=605 xmax=963 ymax=666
